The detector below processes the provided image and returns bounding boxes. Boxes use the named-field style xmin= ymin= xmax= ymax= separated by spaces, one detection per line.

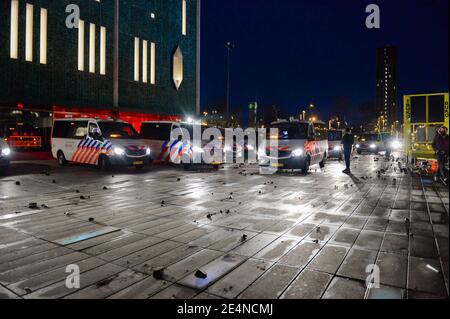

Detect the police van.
xmin=52 ymin=119 xmax=152 ymax=170
xmin=327 ymin=129 xmax=345 ymax=160
xmin=140 ymin=121 xmax=222 ymax=169
xmin=259 ymin=120 xmax=329 ymax=174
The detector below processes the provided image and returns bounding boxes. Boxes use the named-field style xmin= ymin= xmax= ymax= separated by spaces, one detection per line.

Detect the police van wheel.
xmin=301 ymin=157 xmax=310 ymax=175
xmin=98 ymin=155 xmax=110 ymax=171
xmin=57 ymin=151 xmax=68 ymax=166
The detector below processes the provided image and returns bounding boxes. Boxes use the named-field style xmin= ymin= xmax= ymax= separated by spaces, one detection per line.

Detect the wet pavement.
xmin=0 ymin=155 xmax=448 ymax=299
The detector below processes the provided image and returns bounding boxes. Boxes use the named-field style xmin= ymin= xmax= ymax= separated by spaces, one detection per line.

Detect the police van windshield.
xmin=361 ymin=134 xmax=378 ymax=141
xmin=271 ymin=123 xmax=309 ymax=140
xmin=328 ymin=131 xmax=343 ymax=141
xmin=98 ymin=122 xmax=139 ymax=139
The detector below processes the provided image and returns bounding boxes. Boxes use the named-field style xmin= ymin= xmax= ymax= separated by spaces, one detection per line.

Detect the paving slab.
xmin=25 ymin=263 xmax=125 ymax=299
xmin=64 ymin=269 xmax=147 ymax=299
xmin=307 ymin=245 xmax=348 ymax=274
xmin=376 ymin=252 xmax=407 ymax=288
xmin=238 ymin=264 xmax=300 ymax=299
xmin=178 ymin=254 xmax=246 ymax=290
xmin=278 ymin=241 xmax=321 ymax=268
xmin=163 ymin=249 xmax=224 ymax=282
xmin=108 ymin=277 xmax=170 ymax=299
xmin=408 ymin=256 xmax=447 ymax=296
xmin=322 ymin=277 xmax=366 ymax=299
xmin=151 ymin=284 xmax=198 ymax=299
xmin=281 ymin=269 xmax=332 ymax=299
xmin=7 ymin=257 xmax=106 ymax=296
xmin=253 ymin=237 xmax=299 ymax=262
xmin=230 ymin=233 xmax=278 ymax=257
xmin=207 ymin=258 xmax=272 ymax=299
xmin=329 ymin=228 xmax=360 ymax=247
xmin=337 ymin=248 xmax=377 ymax=281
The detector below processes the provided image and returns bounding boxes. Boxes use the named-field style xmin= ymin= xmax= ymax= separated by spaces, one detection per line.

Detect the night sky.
xmin=200 ymin=0 xmax=449 ymax=125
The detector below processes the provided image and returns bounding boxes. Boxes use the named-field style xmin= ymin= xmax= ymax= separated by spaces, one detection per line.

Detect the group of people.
xmin=338 ymin=126 xmax=449 ymax=185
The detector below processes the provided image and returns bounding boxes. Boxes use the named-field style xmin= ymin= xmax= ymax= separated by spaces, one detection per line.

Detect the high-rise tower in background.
xmin=376 ymin=46 xmax=398 ymax=132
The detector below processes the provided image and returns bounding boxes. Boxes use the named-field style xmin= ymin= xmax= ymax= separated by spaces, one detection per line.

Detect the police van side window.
xmin=314 ymin=124 xmax=328 ymax=141
xmin=140 ymin=123 xmax=172 ymax=141
xmin=52 ymin=121 xmax=88 ymax=139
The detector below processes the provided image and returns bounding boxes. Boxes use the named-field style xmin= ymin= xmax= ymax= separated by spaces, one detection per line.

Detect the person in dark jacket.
xmin=341 ymin=128 xmax=355 ymax=174
xmin=432 ymin=126 xmax=449 ymax=184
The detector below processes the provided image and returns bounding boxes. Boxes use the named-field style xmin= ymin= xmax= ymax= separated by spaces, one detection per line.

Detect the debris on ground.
xmin=64 ymin=211 xmax=74 ymax=216
xmin=41 ymin=204 xmax=49 ymax=209
xmin=177 ymin=178 xmax=181 ymax=181
xmin=241 ymin=234 xmax=247 ymax=242
xmin=80 ymin=195 xmax=90 ymax=200
xmin=194 ymin=270 xmax=207 ymax=279
xmin=28 ymin=203 xmax=38 ymax=209
xmin=313 ymin=227 xmax=321 ymax=244
xmin=96 ymin=277 xmax=115 ymax=287
xmin=15 ymin=181 xmax=20 ymax=185
xmin=152 ymin=267 xmax=165 ymax=279
xmin=88 ymin=217 xmax=95 ymax=222
xmin=103 ymin=186 xmax=108 ymax=190
xmin=52 ymin=180 xmax=57 ymax=184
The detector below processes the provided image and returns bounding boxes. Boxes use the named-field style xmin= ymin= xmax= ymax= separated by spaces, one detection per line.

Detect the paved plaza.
xmin=0 ymin=155 xmax=448 ymax=299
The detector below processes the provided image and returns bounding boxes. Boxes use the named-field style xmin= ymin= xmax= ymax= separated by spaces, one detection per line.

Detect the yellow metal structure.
xmin=403 ymin=92 xmax=449 ymax=162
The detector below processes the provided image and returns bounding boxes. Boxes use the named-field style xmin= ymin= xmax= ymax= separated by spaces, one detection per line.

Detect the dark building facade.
xmin=375 ymin=46 xmax=398 ymax=132
xmin=0 ymin=0 xmax=199 ymax=147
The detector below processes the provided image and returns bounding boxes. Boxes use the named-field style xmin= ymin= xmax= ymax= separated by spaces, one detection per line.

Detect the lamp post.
xmin=225 ymin=41 xmax=234 ymax=125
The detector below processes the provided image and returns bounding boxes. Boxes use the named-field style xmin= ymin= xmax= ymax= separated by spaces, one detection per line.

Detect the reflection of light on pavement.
xmin=426 ymin=264 xmax=439 ymax=273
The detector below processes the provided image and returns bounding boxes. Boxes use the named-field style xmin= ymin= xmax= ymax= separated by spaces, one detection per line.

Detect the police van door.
xmin=71 ymin=121 xmax=103 ymax=164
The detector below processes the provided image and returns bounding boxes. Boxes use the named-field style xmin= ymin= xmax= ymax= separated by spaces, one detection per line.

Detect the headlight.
xmin=391 ymin=140 xmax=402 ymax=149
xmin=113 ymin=147 xmax=125 ymax=156
xmin=370 ymin=144 xmax=376 ymax=149
xmin=146 ymin=147 xmax=151 ymax=155
xmin=1 ymin=147 xmax=11 ymax=157
xmin=292 ymin=149 xmax=304 ymax=157
xmin=355 ymin=144 xmax=360 ymax=148
xmin=333 ymin=145 xmax=341 ymax=151
xmin=192 ymin=146 xmax=204 ymax=153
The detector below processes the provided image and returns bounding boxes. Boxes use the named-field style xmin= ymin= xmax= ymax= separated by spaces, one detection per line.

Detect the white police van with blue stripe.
xmin=52 ymin=119 xmax=152 ymax=170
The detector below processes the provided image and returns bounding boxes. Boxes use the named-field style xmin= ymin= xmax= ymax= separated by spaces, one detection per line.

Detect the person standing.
xmin=341 ymin=128 xmax=355 ymax=174
xmin=432 ymin=126 xmax=449 ymax=184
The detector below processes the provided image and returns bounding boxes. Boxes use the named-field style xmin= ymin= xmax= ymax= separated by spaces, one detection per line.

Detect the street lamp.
xmin=225 ymin=41 xmax=234 ymax=125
